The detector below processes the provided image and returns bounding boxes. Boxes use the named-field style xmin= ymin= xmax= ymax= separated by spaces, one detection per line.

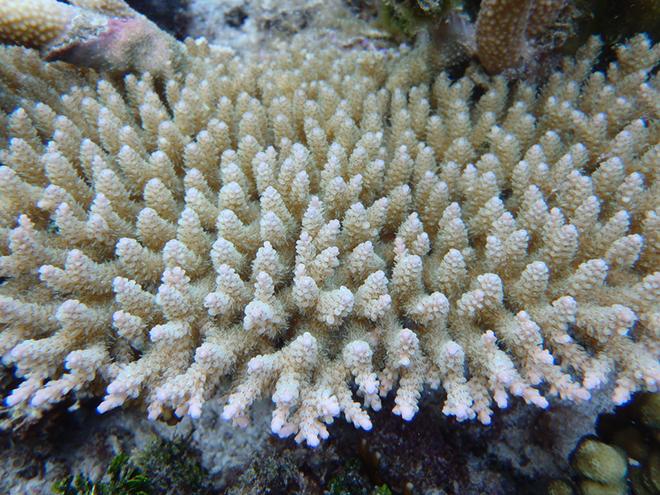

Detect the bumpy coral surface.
xmin=0 ymin=0 xmax=183 ymax=75
xmin=0 ymin=30 xmax=658 ymax=446
xmin=475 ymin=0 xmax=569 ymax=74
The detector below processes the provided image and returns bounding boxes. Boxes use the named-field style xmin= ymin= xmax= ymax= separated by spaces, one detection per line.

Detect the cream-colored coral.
xmin=0 ymin=0 xmax=79 ymax=49
xmin=0 ymin=0 xmax=183 ymax=75
xmin=0 ymin=30 xmax=658 ymax=446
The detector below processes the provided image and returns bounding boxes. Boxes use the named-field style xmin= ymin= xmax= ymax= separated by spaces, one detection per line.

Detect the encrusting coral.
xmin=0 ymin=0 xmax=659 ymax=446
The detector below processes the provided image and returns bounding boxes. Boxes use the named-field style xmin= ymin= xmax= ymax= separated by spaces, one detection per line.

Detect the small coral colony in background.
xmin=0 ymin=0 xmax=658 ymax=446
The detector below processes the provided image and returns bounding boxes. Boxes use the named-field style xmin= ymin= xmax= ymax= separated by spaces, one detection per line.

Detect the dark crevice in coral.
xmin=125 ymin=0 xmax=192 ymax=40
xmin=225 ymin=7 xmax=249 ymax=29
xmin=318 ymin=395 xmax=552 ymax=495
xmin=0 ymin=399 xmax=108 ymax=490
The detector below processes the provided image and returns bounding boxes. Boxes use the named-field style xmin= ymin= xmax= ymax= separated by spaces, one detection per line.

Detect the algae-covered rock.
xmin=630 ymin=466 xmax=655 ymax=495
xmin=643 ymin=450 xmax=660 ymax=493
xmin=637 ymin=394 xmax=660 ymax=431
xmin=572 ymin=439 xmax=628 ymax=485
xmin=577 ymin=479 xmax=627 ymax=495
xmin=376 ymin=0 xmax=463 ymax=39
xmin=547 ymin=479 xmax=575 ymax=495
xmin=132 ymin=437 xmax=209 ymax=495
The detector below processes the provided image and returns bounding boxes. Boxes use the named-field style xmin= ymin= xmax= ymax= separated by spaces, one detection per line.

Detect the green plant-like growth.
xmin=326 ymin=458 xmax=394 ymax=495
xmin=373 ymin=485 xmax=393 ymax=495
xmin=226 ymin=449 xmax=299 ymax=495
xmin=132 ymin=437 xmax=208 ymax=495
xmin=52 ymin=436 xmax=209 ymax=495
xmin=52 ymin=453 xmax=150 ymax=495
xmin=376 ymin=0 xmax=463 ymax=39
xmin=327 ymin=458 xmax=371 ymax=495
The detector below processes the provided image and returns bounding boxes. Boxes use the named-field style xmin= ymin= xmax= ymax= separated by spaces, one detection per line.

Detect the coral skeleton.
xmin=0 ymin=4 xmax=659 ymax=445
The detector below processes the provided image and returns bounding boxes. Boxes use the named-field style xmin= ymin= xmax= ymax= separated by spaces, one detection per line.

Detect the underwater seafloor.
xmin=0 ymin=1 xmax=659 ymax=494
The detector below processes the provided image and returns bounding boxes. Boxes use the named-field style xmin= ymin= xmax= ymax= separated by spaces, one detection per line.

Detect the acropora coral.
xmin=0 ymin=0 xmax=184 ymax=76
xmin=0 ymin=0 xmax=659 ymax=447
xmin=376 ymin=0 xmax=573 ymax=75
xmin=475 ymin=0 xmax=569 ymax=74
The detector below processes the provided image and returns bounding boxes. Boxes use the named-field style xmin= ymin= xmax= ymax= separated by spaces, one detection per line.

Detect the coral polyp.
xmin=0 ymin=1 xmax=658 ymax=447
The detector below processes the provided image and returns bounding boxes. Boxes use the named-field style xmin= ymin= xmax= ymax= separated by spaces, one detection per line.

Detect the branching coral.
xmin=475 ymin=0 xmax=568 ymax=74
xmin=376 ymin=0 xmax=573 ymax=75
xmin=0 ymin=0 xmax=183 ymax=76
xmin=0 ymin=14 xmax=658 ymax=446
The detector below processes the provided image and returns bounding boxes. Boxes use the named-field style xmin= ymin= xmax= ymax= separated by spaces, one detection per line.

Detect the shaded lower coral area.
xmin=0 ymin=396 xmax=211 ymax=495
xmin=559 ymin=392 xmax=660 ymax=495
xmin=313 ymin=393 xmax=609 ymax=494
xmin=0 ymin=382 xmax=611 ymax=494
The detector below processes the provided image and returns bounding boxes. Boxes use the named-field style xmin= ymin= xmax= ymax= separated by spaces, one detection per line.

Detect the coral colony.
xmin=0 ymin=0 xmax=658 ymax=446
